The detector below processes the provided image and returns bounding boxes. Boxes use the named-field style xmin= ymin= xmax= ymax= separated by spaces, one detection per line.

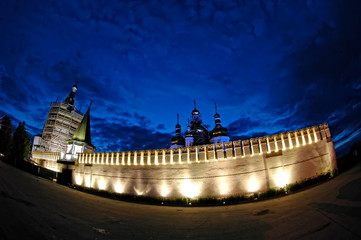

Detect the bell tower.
xmin=64 ymin=79 xmax=79 ymax=111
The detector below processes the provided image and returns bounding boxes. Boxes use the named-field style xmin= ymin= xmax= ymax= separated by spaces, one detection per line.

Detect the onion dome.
xmin=210 ymin=103 xmax=229 ymax=139
xmin=175 ymin=113 xmax=181 ymax=133
xmin=72 ymin=83 xmax=78 ymax=91
xmin=192 ymin=108 xmax=200 ymax=115
xmin=210 ymin=125 xmax=229 ymax=139
xmin=190 ymin=100 xmax=202 ymax=124
xmin=191 ymin=100 xmax=200 ymax=115
xmin=183 ymin=118 xmax=195 ymax=147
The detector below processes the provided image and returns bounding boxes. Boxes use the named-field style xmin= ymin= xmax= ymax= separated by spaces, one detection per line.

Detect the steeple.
xmin=175 ymin=113 xmax=181 ymax=136
xmin=186 ymin=118 xmax=191 ymax=133
xmin=210 ymin=103 xmax=230 ymax=143
xmin=184 ymin=118 xmax=194 ymax=147
xmin=170 ymin=113 xmax=185 ymax=148
xmin=72 ymin=101 xmax=93 ymax=147
xmin=191 ymin=100 xmax=202 ymax=124
xmin=214 ymin=102 xmax=221 ymax=125
xmin=64 ymin=79 xmax=79 ymax=111
xmin=64 ymin=100 xmax=95 ymax=161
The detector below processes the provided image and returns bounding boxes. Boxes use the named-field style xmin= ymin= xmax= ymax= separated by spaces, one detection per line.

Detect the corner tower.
xmin=65 ymin=101 xmax=96 ymax=161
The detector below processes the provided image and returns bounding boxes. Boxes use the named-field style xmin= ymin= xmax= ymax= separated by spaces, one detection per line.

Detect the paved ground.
xmin=0 ymin=160 xmax=361 ymax=240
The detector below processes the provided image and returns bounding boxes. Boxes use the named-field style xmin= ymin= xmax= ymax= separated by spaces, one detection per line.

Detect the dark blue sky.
xmin=1 ymin=0 xmax=360 ymax=155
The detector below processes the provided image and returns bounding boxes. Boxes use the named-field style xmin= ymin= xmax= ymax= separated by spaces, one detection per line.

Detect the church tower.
xmin=186 ymin=101 xmax=210 ymax=146
xmin=170 ymin=114 xmax=185 ymax=149
xmin=64 ymin=80 xmax=78 ymax=111
xmin=210 ymin=103 xmax=230 ymax=143
xmin=190 ymin=100 xmax=202 ymax=125
xmin=185 ymin=118 xmax=194 ymax=147
xmin=39 ymin=80 xmax=84 ymax=154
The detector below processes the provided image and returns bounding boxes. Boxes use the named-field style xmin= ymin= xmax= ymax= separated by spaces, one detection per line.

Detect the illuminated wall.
xmin=74 ymin=123 xmax=337 ymax=199
xmin=32 ymin=151 xmax=64 ymax=172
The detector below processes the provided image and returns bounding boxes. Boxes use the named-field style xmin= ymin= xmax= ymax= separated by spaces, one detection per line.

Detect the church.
xmin=38 ymin=81 xmax=84 ymax=153
xmin=170 ymin=101 xmax=230 ymax=148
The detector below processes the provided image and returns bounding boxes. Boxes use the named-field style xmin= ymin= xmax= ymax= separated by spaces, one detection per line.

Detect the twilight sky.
xmin=1 ymin=0 xmax=361 ymax=155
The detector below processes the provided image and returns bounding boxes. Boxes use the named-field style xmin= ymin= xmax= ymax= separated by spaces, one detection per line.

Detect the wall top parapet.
xmin=77 ymin=123 xmax=331 ymax=166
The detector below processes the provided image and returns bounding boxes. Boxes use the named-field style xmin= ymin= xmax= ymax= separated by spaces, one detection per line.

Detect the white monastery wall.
xmin=73 ymin=123 xmax=337 ymax=199
xmin=32 ymin=151 xmax=64 ymax=172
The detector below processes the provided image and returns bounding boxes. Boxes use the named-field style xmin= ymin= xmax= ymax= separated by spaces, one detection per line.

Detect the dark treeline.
xmin=337 ymin=141 xmax=361 ymax=173
xmin=0 ymin=115 xmax=31 ymax=166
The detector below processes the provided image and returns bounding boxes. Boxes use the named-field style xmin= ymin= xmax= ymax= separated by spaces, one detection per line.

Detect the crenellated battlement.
xmin=32 ymin=151 xmax=61 ymax=162
xmin=31 ymin=151 xmax=63 ymax=172
xmin=78 ymin=123 xmax=331 ymax=167
xmin=73 ymin=123 xmax=337 ymax=199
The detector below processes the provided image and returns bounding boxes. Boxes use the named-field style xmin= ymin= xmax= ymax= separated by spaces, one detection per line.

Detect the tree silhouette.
xmin=0 ymin=115 xmax=12 ymax=160
xmin=11 ymin=121 xmax=31 ymax=165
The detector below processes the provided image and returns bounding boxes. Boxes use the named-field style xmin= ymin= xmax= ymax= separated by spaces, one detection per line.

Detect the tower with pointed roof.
xmin=39 ymin=80 xmax=84 ymax=154
xmin=210 ymin=103 xmax=230 ymax=143
xmin=65 ymin=102 xmax=95 ymax=161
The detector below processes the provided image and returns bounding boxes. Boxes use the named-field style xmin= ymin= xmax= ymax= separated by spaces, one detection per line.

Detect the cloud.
xmin=92 ymin=122 xmax=172 ymax=152
xmin=1 ymin=0 xmax=361 ymax=155
xmin=267 ymin=0 xmax=361 ymax=150
xmin=227 ymin=117 xmax=262 ymax=136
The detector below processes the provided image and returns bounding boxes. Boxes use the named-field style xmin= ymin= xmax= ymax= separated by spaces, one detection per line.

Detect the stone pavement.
xmin=0 ymin=160 xmax=360 ymax=239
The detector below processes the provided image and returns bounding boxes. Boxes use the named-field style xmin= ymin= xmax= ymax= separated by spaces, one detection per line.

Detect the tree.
xmin=0 ymin=115 xmax=12 ymax=160
xmin=11 ymin=121 xmax=31 ymax=165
